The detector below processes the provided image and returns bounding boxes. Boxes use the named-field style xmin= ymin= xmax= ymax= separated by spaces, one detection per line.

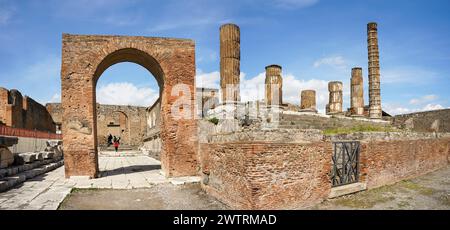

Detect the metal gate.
xmin=331 ymin=141 xmax=360 ymax=187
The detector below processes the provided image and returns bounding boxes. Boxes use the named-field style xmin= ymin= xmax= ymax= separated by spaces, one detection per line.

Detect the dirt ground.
xmin=58 ymin=183 xmax=228 ymax=210
xmin=311 ymin=166 xmax=450 ymax=210
xmin=59 ymin=166 xmax=450 ymax=210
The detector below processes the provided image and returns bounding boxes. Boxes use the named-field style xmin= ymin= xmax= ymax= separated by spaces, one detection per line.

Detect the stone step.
xmin=328 ymin=182 xmax=367 ymax=199
xmin=0 ymin=160 xmax=64 ymax=193
xmin=0 ymin=155 xmax=63 ymax=180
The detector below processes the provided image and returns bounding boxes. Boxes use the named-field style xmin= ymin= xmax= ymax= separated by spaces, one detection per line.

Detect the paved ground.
xmin=312 ymin=166 xmax=450 ymax=210
xmin=0 ymin=154 xmax=199 ymax=210
xmin=59 ymin=184 xmax=228 ymax=210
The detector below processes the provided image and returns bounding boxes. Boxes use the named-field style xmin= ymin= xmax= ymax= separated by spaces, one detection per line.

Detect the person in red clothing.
xmin=113 ymin=137 xmax=121 ymax=152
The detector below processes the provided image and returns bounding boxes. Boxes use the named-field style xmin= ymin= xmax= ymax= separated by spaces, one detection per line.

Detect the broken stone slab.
xmin=18 ymin=153 xmax=37 ymax=164
xmin=35 ymin=152 xmax=44 ymax=161
xmin=0 ymin=147 xmax=14 ymax=169
xmin=13 ymin=154 xmax=25 ymax=165
xmin=0 ymin=169 xmax=6 ymax=178
xmin=0 ymin=136 xmax=18 ymax=147
xmin=0 ymin=180 xmax=8 ymax=192
xmin=328 ymin=182 xmax=367 ymax=199
xmin=41 ymin=151 xmax=54 ymax=160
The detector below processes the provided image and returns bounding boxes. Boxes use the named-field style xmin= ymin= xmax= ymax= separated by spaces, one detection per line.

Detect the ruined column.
xmin=327 ymin=81 xmax=343 ymax=115
xmin=367 ymin=22 xmax=382 ymax=119
xmin=300 ymin=90 xmax=317 ymax=112
xmin=351 ymin=67 xmax=364 ymax=116
xmin=265 ymin=65 xmax=283 ymax=106
xmin=220 ymin=24 xmax=240 ymax=102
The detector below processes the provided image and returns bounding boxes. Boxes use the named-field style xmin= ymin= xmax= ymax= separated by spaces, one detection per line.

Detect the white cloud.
xmin=313 ymin=56 xmax=347 ymax=69
xmin=241 ymin=72 xmax=329 ymax=114
xmin=383 ymin=101 xmax=446 ymax=116
xmin=409 ymin=94 xmax=438 ymax=105
xmin=196 ymin=69 xmax=220 ymax=89
xmin=273 ymin=0 xmax=319 ymax=9
xmin=96 ymin=82 xmax=158 ymax=107
xmin=383 ymin=103 xmax=413 ymax=116
xmin=422 ymin=103 xmax=444 ymax=111
xmin=196 ymin=70 xmax=332 ymax=114
xmin=49 ymin=93 xmax=61 ymax=103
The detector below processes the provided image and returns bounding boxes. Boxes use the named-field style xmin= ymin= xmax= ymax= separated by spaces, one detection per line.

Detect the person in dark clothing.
xmin=107 ymin=134 xmax=113 ymax=147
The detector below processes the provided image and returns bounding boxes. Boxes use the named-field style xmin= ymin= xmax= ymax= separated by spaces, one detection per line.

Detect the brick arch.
xmin=61 ymin=34 xmax=198 ymax=178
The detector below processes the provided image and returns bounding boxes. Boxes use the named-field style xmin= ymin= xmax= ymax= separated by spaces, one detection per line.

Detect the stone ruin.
xmin=2 ymin=20 xmax=446 ymax=210
xmin=0 ymin=137 xmax=64 ymax=192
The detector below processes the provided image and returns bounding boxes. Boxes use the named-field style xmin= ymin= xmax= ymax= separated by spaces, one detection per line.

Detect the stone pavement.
xmin=0 ymin=155 xmax=200 ymax=210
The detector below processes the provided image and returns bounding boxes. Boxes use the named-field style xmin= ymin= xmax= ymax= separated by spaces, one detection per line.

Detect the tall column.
xmin=220 ymin=24 xmax=240 ymax=102
xmin=265 ymin=65 xmax=283 ymax=106
xmin=300 ymin=90 xmax=317 ymax=112
xmin=367 ymin=22 xmax=382 ymax=119
xmin=327 ymin=81 xmax=343 ymax=115
xmin=350 ymin=67 xmax=364 ymax=116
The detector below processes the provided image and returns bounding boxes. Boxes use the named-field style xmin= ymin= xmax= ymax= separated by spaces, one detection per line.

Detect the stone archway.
xmin=61 ymin=34 xmax=198 ymax=178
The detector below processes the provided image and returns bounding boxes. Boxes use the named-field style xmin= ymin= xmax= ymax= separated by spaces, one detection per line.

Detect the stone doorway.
xmin=61 ymin=34 xmax=198 ymax=178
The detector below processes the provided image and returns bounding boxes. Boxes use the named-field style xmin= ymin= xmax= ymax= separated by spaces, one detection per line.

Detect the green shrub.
xmin=208 ymin=117 xmax=219 ymax=125
xmin=323 ymin=124 xmax=396 ymax=135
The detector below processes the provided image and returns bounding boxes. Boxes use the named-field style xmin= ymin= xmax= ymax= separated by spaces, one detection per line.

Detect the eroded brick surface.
xmin=61 ymin=34 xmax=198 ymax=178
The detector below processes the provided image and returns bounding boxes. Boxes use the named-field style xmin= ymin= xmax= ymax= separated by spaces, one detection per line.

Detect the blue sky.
xmin=0 ymin=0 xmax=449 ymax=114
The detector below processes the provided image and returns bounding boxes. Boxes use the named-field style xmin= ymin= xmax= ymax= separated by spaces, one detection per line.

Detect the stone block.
xmin=0 ymin=136 xmax=18 ymax=147
xmin=42 ymin=151 xmax=54 ymax=159
xmin=35 ymin=152 xmax=44 ymax=161
xmin=0 ymin=180 xmax=8 ymax=192
xmin=329 ymin=183 xmax=367 ymax=199
xmin=18 ymin=153 xmax=37 ymax=163
xmin=0 ymin=147 xmax=14 ymax=169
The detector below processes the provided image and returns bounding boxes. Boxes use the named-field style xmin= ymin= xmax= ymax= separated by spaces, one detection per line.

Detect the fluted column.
xmin=265 ymin=65 xmax=283 ymax=106
xmin=220 ymin=24 xmax=240 ymax=102
xmin=300 ymin=90 xmax=317 ymax=112
xmin=327 ymin=81 xmax=343 ymax=115
xmin=367 ymin=22 xmax=382 ymax=119
xmin=350 ymin=67 xmax=364 ymax=116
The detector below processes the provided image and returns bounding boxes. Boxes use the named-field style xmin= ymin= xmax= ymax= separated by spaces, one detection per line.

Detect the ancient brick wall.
xmin=200 ymin=141 xmax=332 ymax=209
xmin=200 ymin=128 xmax=450 ymax=209
xmin=61 ymin=34 xmax=197 ymax=178
xmin=360 ymin=138 xmax=450 ymax=189
xmin=0 ymin=88 xmax=55 ymax=133
xmin=22 ymin=96 xmax=56 ymax=132
xmin=96 ymin=104 xmax=147 ymax=147
xmin=392 ymin=109 xmax=450 ymax=133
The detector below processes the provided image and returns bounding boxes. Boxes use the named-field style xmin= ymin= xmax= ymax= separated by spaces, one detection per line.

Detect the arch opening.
xmin=61 ymin=34 xmax=198 ymax=179
xmin=94 ymin=57 xmax=163 ymax=177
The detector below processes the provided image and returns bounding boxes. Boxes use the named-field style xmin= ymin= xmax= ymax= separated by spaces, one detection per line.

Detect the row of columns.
xmin=325 ymin=22 xmax=382 ymax=118
xmin=219 ymin=22 xmax=382 ymax=118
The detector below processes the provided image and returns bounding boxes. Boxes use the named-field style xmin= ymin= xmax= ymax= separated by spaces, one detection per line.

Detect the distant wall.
xmin=142 ymin=100 xmax=161 ymax=159
xmin=392 ymin=109 xmax=450 ymax=133
xmin=0 ymin=87 xmax=56 ymax=133
xmin=0 ymin=125 xmax=62 ymax=153
xmin=96 ymin=104 xmax=147 ymax=147
xmin=46 ymin=103 xmax=148 ymax=147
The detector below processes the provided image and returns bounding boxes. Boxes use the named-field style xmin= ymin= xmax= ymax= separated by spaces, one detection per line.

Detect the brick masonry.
xmin=0 ymin=88 xmax=56 ymax=133
xmin=200 ymin=140 xmax=332 ymax=209
xmin=360 ymin=138 xmax=450 ymax=189
xmin=200 ymin=130 xmax=450 ymax=209
xmin=61 ymin=34 xmax=198 ymax=178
